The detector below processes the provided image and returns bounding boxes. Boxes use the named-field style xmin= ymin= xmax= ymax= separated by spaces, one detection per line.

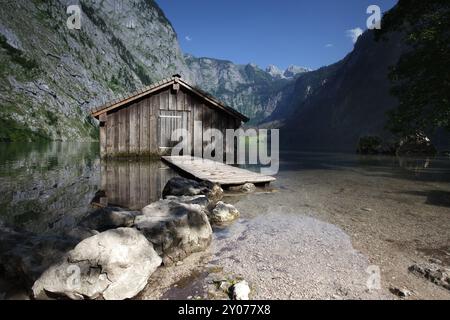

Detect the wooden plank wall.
xmin=149 ymin=95 xmax=158 ymax=152
xmin=99 ymin=124 xmax=106 ymax=155
xmin=102 ymin=87 xmax=242 ymax=158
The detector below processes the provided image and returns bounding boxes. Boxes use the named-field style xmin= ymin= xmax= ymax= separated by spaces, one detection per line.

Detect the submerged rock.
xmin=210 ymin=201 xmax=240 ymax=224
xmin=230 ymin=280 xmax=250 ymax=300
xmin=1 ymin=193 xmax=216 ymax=299
xmin=397 ymin=133 xmax=437 ymax=156
xmin=162 ymin=177 xmax=223 ymax=207
xmin=0 ymin=222 xmax=78 ymax=290
xmin=228 ymin=183 xmax=256 ymax=193
xmin=32 ymin=228 xmax=161 ymax=300
xmin=408 ymin=263 xmax=450 ymax=291
xmin=135 ymin=197 xmax=212 ymax=266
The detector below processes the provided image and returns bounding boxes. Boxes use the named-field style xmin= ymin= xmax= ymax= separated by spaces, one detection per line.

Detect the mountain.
xmin=7 ymin=0 xmax=436 ymax=151
xmin=268 ymin=1 xmax=450 ymax=152
xmin=263 ymin=62 xmax=341 ymax=127
xmin=283 ymin=65 xmax=311 ymax=78
xmin=264 ymin=28 xmax=407 ymax=151
xmin=265 ymin=64 xmax=310 ymax=79
xmin=185 ymin=55 xmax=301 ymax=123
xmin=0 ymin=0 xmax=309 ymax=141
xmin=265 ymin=65 xmax=284 ymax=78
xmin=0 ymin=0 xmax=190 ymax=142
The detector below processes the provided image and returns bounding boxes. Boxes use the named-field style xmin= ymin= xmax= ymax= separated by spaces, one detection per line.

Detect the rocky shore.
xmin=0 ymin=177 xmax=247 ymax=300
xmin=2 ymin=159 xmax=449 ymax=300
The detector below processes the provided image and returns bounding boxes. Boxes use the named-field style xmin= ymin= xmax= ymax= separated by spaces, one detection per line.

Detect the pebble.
xmin=389 ymin=286 xmax=412 ymax=298
xmin=231 ymin=281 xmax=251 ymax=300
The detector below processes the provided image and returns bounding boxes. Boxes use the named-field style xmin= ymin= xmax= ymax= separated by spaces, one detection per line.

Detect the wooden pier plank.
xmin=162 ymin=156 xmax=276 ymax=186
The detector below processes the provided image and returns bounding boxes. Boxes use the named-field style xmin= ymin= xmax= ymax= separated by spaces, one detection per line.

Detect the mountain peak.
xmin=283 ymin=65 xmax=311 ymax=78
xmin=266 ymin=65 xmax=284 ymax=78
xmin=265 ymin=64 xmax=310 ymax=79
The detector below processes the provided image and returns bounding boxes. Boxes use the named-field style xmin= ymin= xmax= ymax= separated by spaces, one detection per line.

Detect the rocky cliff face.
xmin=0 ymin=0 xmax=190 ymax=142
xmin=185 ymin=55 xmax=304 ymax=123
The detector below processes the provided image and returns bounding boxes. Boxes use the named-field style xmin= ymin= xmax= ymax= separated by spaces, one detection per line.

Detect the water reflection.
xmin=94 ymin=160 xmax=178 ymax=210
xmin=397 ymin=157 xmax=431 ymax=173
xmin=0 ymin=142 xmax=101 ymax=234
xmin=0 ymin=142 xmax=180 ymax=234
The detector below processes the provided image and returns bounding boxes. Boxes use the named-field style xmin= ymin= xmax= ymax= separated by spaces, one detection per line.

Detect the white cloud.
xmin=185 ymin=35 xmax=192 ymax=42
xmin=346 ymin=27 xmax=363 ymax=44
xmin=325 ymin=43 xmax=333 ymax=48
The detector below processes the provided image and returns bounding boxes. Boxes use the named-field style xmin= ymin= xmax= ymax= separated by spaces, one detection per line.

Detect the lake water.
xmin=0 ymin=142 xmax=181 ymax=234
xmin=1 ymin=142 xmax=450 ymax=299
xmin=1 ymin=142 xmax=449 ymax=233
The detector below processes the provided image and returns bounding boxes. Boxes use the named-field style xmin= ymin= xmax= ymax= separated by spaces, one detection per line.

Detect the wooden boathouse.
xmin=91 ymin=74 xmax=249 ymax=158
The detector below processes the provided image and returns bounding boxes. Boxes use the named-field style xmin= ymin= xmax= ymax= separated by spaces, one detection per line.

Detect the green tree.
xmin=376 ymin=0 xmax=450 ymax=136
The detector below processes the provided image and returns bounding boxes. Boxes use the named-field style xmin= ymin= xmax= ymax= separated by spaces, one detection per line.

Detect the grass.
xmin=107 ymin=75 xmax=123 ymax=93
xmin=44 ymin=110 xmax=58 ymax=126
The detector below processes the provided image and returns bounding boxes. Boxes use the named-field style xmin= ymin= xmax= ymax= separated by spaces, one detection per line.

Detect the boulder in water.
xmin=162 ymin=177 xmax=223 ymax=208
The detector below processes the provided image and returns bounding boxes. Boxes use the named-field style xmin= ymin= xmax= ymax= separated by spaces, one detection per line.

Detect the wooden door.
xmin=158 ymin=110 xmax=188 ymax=154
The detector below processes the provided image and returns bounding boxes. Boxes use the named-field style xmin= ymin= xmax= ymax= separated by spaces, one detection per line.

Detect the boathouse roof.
xmin=91 ymin=74 xmax=249 ymax=122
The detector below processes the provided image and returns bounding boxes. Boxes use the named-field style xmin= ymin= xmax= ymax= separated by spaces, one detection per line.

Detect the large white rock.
xmin=32 ymin=228 xmax=161 ymax=300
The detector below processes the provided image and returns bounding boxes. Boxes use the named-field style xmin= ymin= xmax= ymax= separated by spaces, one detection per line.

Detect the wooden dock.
xmin=162 ymin=156 xmax=276 ymax=186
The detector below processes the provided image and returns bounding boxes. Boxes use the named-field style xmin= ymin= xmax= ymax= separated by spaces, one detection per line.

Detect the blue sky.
xmin=156 ymin=0 xmax=398 ymax=70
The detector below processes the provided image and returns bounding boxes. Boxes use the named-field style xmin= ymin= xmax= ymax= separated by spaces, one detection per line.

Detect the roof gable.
xmin=90 ymin=75 xmax=249 ymax=122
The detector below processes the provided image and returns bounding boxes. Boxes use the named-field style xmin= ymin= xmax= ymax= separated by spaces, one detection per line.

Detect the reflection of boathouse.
xmin=93 ymin=161 xmax=178 ymax=210
xmin=91 ymin=75 xmax=249 ymax=158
